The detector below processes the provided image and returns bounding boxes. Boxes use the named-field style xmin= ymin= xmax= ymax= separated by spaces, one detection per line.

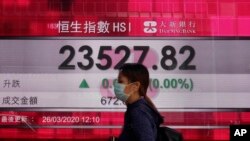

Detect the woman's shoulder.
xmin=128 ymin=98 xmax=164 ymax=125
xmin=128 ymin=99 xmax=152 ymax=117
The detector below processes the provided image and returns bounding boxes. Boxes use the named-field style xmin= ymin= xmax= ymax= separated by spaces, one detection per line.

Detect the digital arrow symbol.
xmin=79 ymin=79 xmax=89 ymax=88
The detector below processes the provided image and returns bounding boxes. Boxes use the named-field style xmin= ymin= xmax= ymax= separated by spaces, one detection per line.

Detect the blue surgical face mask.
xmin=114 ymin=81 xmax=132 ymax=102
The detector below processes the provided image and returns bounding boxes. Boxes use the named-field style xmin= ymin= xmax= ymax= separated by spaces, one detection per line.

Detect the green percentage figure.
xmin=150 ymin=78 xmax=193 ymax=92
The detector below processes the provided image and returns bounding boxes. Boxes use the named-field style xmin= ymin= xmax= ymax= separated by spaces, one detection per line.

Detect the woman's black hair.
xmin=119 ymin=63 xmax=163 ymax=124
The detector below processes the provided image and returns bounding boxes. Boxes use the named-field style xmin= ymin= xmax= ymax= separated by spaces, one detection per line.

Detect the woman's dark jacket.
xmin=118 ymin=98 xmax=163 ymax=141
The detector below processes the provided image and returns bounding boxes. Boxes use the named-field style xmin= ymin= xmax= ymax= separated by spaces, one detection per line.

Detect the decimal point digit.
xmin=152 ymin=65 xmax=158 ymax=70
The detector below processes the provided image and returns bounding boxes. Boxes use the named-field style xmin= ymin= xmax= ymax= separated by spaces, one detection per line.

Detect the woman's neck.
xmin=126 ymin=92 xmax=141 ymax=104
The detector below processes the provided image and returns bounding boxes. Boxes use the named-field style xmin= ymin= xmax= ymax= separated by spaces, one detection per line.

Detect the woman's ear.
xmin=133 ymin=81 xmax=141 ymax=91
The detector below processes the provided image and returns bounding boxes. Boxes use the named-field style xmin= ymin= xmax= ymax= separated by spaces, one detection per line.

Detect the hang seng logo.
xmin=144 ymin=21 xmax=157 ymax=33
